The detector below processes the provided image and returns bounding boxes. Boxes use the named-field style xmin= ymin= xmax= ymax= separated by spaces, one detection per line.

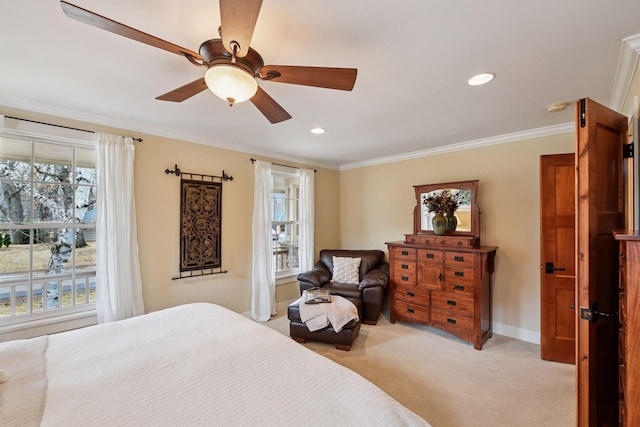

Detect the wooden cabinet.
xmin=614 ymin=231 xmax=640 ymax=425
xmin=387 ymin=241 xmax=497 ymax=350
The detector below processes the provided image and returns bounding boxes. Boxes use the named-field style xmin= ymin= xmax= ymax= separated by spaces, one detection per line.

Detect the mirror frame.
xmin=413 ymin=180 xmax=480 ymax=238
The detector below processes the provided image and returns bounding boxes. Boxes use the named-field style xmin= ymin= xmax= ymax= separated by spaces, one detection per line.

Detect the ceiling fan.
xmin=59 ymin=0 xmax=357 ymax=124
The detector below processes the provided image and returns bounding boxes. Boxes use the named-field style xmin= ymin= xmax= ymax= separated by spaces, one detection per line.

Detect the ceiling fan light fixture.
xmin=467 ymin=73 xmax=495 ymax=86
xmin=205 ymin=64 xmax=258 ymax=105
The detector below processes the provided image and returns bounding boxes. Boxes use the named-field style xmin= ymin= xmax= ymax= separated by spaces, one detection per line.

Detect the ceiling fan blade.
xmin=219 ymin=0 xmax=262 ymax=57
xmin=60 ymin=1 xmax=202 ymax=60
xmin=261 ymin=66 xmax=357 ymax=91
xmin=156 ymin=78 xmax=208 ymax=102
xmin=250 ymin=87 xmax=292 ymax=124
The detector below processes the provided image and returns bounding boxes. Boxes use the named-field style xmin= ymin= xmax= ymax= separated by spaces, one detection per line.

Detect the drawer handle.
xmin=454 ymin=256 xmax=464 ymax=262
xmin=407 ymin=308 xmax=415 ymax=314
xmin=438 ymin=273 xmax=443 ymax=281
xmin=447 ymin=318 xmax=457 ymax=324
xmin=410 ymin=238 xmax=415 ymax=242
xmin=454 ymin=284 xmax=465 ymax=291
xmin=401 ymin=264 xmax=409 ymax=269
xmin=458 ymin=242 xmax=463 ymax=246
xmin=407 ymin=291 xmax=415 ymax=297
xmin=440 ymin=240 xmax=446 ymax=245
xmin=401 ymin=276 xmax=409 ymax=281
xmin=426 ymin=253 xmax=434 ymax=259
xmin=446 ymin=299 xmax=457 ymax=306
xmin=401 ymin=251 xmax=409 ymax=256
xmin=454 ymin=271 xmax=464 ymax=277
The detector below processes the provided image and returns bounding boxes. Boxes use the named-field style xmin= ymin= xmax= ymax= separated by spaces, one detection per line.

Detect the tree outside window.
xmin=0 ymin=135 xmax=96 ymax=321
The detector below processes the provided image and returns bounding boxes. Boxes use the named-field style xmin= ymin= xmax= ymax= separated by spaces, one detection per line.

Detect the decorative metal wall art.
xmin=165 ymin=164 xmax=232 ymax=280
xmin=180 ymin=179 xmax=221 ymax=271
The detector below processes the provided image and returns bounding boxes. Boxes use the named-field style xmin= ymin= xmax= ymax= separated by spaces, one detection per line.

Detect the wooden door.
xmin=576 ymin=97 xmax=627 ymax=426
xmin=540 ymin=153 xmax=576 ymax=364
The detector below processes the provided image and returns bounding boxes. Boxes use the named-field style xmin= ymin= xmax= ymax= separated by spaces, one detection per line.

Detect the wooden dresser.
xmin=386 ymin=240 xmax=497 ymax=350
xmin=614 ymin=231 xmax=640 ymax=425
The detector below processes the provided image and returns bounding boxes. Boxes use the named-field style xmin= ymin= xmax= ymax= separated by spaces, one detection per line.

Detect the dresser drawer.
xmin=444 ymin=251 xmax=476 ymax=268
xmin=393 ymin=300 xmax=430 ymax=323
xmin=444 ymin=267 xmax=475 ymax=296
xmin=394 ymin=283 xmax=429 ymax=305
xmin=431 ymin=310 xmax=473 ymax=341
xmin=431 ymin=292 xmax=474 ymax=317
xmin=450 ymin=236 xmax=478 ymax=247
xmin=423 ymin=236 xmax=452 ymax=246
xmin=393 ymin=247 xmax=417 ymax=260
xmin=417 ymin=248 xmax=443 ymax=264
xmin=393 ymin=262 xmax=417 ymax=285
xmin=394 ymin=259 xmax=416 ymax=275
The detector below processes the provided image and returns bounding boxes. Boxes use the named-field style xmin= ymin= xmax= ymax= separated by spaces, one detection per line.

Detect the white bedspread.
xmin=0 ymin=303 xmax=428 ymax=426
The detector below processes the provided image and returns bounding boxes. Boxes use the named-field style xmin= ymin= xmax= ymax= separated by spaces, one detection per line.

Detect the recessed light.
xmin=467 ymin=73 xmax=495 ymax=86
xmin=310 ymin=127 xmax=326 ymax=134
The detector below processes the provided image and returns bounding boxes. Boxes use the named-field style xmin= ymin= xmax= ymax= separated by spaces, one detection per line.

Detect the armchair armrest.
xmin=297 ymin=262 xmax=332 ymax=287
xmin=359 ymin=262 xmax=390 ymax=290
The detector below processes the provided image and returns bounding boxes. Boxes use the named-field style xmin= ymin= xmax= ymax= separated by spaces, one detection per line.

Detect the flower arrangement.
xmin=423 ymin=189 xmax=459 ymax=214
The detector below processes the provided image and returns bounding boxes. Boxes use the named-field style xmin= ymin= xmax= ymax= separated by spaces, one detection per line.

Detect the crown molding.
xmin=0 ymin=94 xmax=338 ymax=171
xmin=339 ymin=122 xmax=575 ymax=171
xmin=610 ymin=33 xmax=640 ymax=111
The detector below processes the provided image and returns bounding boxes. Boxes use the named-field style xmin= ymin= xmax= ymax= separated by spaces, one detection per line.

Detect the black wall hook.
xmin=222 ymin=170 xmax=234 ymax=181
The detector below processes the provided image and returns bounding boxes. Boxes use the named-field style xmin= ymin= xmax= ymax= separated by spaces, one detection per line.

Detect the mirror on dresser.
xmin=414 ymin=180 xmax=479 ymax=236
xmin=407 ymin=180 xmax=480 ymax=247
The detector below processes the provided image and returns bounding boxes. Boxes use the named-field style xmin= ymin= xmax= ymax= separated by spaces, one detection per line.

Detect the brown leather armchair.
xmin=297 ymin=249 xmax=389 ymax=325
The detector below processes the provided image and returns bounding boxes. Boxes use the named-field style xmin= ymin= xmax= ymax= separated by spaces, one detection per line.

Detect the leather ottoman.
xmin=288 ymin=298 xmax=362 ymax=351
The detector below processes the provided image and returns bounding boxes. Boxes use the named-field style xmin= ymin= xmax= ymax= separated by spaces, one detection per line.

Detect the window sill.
xmin=276 ymin=272 xmax=299 ymax=286
xmin=0 ymin=308 xmax=97 ymax=342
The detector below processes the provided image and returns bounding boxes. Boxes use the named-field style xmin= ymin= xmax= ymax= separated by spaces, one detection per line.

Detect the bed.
xmin=0 ymin=303 xmax=428 ymax=426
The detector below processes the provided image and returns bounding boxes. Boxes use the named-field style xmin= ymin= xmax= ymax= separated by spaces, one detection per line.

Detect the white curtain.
xmin=251 ymin=160 xmax=276 ymax=321
xmin=298 ymin=168 xmax=315 ymax=272
xmin=95 ymin=133 xmax=144 ymax=323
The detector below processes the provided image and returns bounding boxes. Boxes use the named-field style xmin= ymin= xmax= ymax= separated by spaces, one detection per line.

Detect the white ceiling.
xmin=1 ymin=0 xmax=640 ymax=169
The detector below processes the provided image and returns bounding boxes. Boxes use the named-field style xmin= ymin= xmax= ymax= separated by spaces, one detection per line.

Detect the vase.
xmin=432 ymin=212 xmax=447 ymax=236
xmin=445 ymin=212 xmax=458 ymax=233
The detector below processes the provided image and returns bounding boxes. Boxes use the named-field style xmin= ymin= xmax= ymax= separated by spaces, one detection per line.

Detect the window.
xmin=270 ymin=168 xmax=299 ymax=276
xmin=0 ymin=128 xmax=97 ymax=327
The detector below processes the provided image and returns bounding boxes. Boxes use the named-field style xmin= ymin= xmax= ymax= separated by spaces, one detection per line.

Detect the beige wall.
xmin=0 ymin=106 xmax=340 ymax=318
xmin=339 ymin=133 xmax=575 ymax=339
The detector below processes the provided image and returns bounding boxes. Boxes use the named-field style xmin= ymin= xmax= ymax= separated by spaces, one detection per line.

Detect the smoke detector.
xmin=546 ymin=102 xmax=570 ymax=113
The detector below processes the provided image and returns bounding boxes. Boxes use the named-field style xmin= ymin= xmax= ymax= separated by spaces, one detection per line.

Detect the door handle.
xmin=580 ymin=302 xmax=617 ymax=323
xmin=545 ymin=262 xmax=566 ymax=274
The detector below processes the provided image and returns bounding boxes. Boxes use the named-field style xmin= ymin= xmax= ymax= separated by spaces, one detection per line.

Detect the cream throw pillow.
xmin=331 ymin=256 xmax=361 ymax=284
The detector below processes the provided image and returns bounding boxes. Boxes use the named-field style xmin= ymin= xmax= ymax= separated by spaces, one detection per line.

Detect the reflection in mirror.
xmin=413 ymin=180 xmax=479 ymax=238
xmin=420 ymin=188 xmax=472 ymax=232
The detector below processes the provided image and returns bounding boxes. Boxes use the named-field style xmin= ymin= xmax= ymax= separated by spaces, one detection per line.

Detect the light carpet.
xmin=265 ymin=303 xmax=575 ymax=427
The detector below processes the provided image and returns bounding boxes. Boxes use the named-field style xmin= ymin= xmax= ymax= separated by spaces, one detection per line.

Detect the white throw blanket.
xmin=296 ymin=294 xmax=359 ymax=332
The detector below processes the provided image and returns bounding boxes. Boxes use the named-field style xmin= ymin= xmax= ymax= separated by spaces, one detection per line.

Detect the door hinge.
xmin=580 ymin=302 xmax=617 ymax=323
xmin=579 ymin=98 xmax=586 ymax=128
xmin=623 ymin=142 xmax=634 ymax=159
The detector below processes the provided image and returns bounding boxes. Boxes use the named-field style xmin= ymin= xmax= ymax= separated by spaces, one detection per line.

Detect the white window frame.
xmin=270 ymin=166 xmax=300 ymax=284
xmin=0 ymin=116 xmax=98 ymax=339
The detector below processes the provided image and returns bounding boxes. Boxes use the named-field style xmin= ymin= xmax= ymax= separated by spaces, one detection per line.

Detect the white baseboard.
xmin=241 ymin=299 xmax=297 ymax=320
xmin=243 ymin=301 xmax=542 ymax=346
xmin=492 ymin=321 xmax=540 ymax=345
